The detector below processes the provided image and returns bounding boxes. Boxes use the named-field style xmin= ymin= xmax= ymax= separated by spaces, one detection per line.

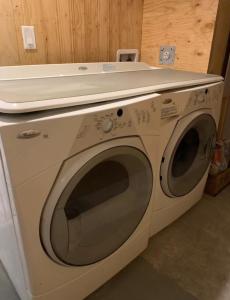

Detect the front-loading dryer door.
xmin=161 ymin=112 xmax=216 ymax=197
xmin=41 ymin=137 xmax=153 ymax=266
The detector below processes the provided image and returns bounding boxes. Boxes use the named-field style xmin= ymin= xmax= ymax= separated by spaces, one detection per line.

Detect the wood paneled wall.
xmin=208 ymin=0 xmax=230 ymax=75
xmin=141 ymin=0 xmax=219 ymax=73
xmin=0 ymin=0 xmax=143 ymax=66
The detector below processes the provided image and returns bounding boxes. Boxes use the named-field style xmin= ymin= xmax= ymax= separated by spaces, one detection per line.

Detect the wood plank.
xmin=40 ymin=0 xmax=61 ymax=64
xmin=98 ymin=0 xmax=109 ymax=62
xmin=84 ymin=0 xmax=99 ymax=62
xmin=205 ymin=167 xmax=230 ymax=196
xmin=208 ymin=0 xmax=230 ymax=74
xmin=120 ymin=0 xmax=143 ymax=49
xmin=141 ymin=0 xmax=219 ymax=72
xmin=12 ymin=0 xmax=47 ymax=65
xmin=218 ymin=96 xmax=230 ymax=139
xmin=71 ymin=0 xmax=86 ymax=63
xmin=109 ymin=0 xmax=121 ymax=61
xmin=109 ymin=0 xmax=143 ymax=61
xmin=56 ymin=0 xmax=74 ymax=63
xmin=0 ymin=0 xmax=20 ymax=65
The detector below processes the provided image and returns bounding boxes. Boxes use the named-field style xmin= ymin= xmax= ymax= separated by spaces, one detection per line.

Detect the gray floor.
xmin=87 ymin=257 xmax=197 ymax=300
xmin=0 ymin=263 xmax=18 ymax=300
xmin=143 ymin=185 xmax=230 ymax=300
xmin=1 ymin=185 xmax=230 ymax=300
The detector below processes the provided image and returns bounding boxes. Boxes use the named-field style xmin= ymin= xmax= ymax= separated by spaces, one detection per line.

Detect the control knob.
xmin=102 ymin=119 xmax=113 ymax=133
xmin=197 ymin=93 xmax=205 ymax=104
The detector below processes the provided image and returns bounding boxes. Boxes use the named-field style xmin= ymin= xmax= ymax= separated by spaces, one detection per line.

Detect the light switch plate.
xmin=159 ymin=46 xmax=176 ymax=65
xmin=21 ymin=26 xmax=36 ymax=50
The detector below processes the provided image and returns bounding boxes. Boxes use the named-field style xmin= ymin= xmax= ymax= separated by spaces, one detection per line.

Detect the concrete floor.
xmin=87 ymin=257 xmax=197 ymax=300
xmin=143 ymin=184 xmax=230 ymax=300
xmin=1 ymin=184 xmax=230 ymax=300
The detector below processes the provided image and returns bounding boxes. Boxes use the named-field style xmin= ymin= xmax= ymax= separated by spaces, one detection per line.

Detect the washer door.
xmin=41 ymin=145 xmax=152 ymax=266
xmin=161 ymin=113 xmax=216 ymax=197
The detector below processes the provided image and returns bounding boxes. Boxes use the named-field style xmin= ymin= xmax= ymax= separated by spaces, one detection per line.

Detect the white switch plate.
xmin=21 ymin=26 xmax=36 ymax=50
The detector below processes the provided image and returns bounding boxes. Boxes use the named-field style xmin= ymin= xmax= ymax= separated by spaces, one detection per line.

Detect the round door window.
xmin=46 ymin=146 xmax=152 ymax=266
xmin=161 ymin=114 xmax=216 ymax=197
xmin=171 ymin=128 xmax=200 ymax=178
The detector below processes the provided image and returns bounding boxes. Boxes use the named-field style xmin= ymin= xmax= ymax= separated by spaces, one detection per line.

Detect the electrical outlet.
xmin=159 ymin=46 xmax=176 ymax=65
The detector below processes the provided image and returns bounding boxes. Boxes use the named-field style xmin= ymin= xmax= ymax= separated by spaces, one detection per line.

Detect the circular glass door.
xmin=45 ymin=146 xmax=152 ymax=266
xmin=161 ymin=114 xmax=216 ymax=197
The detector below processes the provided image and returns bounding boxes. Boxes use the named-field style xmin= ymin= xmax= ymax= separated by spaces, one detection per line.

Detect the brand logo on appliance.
xmin=17 ymin=129 xmax=41 ymax=139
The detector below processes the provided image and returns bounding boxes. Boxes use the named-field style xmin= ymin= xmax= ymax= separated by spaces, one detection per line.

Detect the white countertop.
xmin=0 ymin=62 xmax=223 ymax=113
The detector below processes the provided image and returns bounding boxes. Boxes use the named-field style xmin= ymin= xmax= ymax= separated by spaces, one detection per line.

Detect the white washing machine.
xmin=0 ymin=62 xmax=223 ymax=300
xmin=151 ymin=81 xmax=224 ymax=236
xmin=0 ymin=93 xmax=160 ymax=300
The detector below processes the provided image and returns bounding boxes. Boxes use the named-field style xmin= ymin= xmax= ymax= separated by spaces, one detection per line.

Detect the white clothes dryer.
xmin=150 ymin=81 xmax=224 ymax=236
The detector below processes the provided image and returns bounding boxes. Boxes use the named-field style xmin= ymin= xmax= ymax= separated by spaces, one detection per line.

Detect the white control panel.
xmin=94 ymin=108 xmax=133 ymax=135
xmin=70 ymin=96 xmax=159 ymax=156
xmin=187 ymin=86 xmax=219 ymax=110
xmin=70 ymin=107 xmax=134 ymax=155
xmin=159 ymin=83 xmax=223 ymax=120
